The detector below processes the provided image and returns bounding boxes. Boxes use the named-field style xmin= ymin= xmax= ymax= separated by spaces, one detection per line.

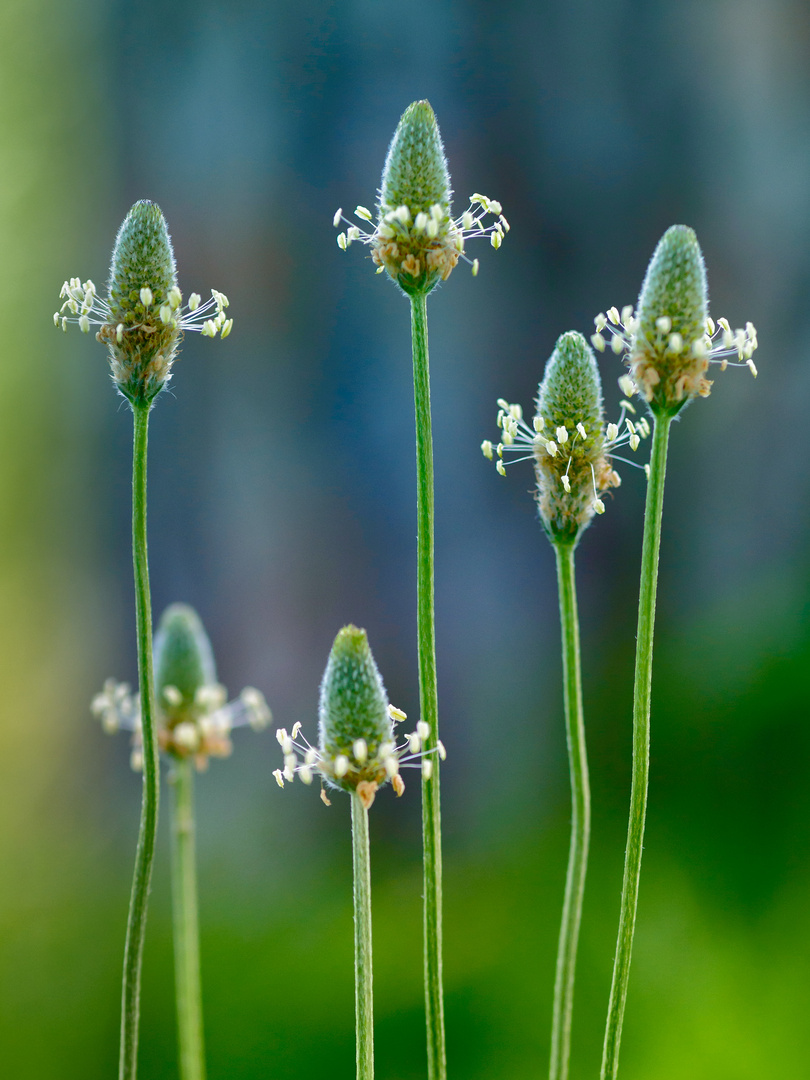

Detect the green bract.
xmin=632 ymin=225 xmax=710 ymax=414
xmin=380 ymin=101 xmax=451 ymax=222
xmin=154 ymin=603 xmax=217 ymax=713
xmin=318 ymin=625 xmax=393 ymax=790
xmin=534 ymin=332 xmax=617 ymax=543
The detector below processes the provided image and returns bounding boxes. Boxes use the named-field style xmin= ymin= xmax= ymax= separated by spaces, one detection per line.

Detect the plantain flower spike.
xmin=484 ymin=331 xmax=649 ymax=544
xmin=273 ymin=625 xmax=442 ymax=809
xmin=92 ymin=603 xmax=270 ymax=771
xmin=56 ymin=200 xmax=232 ymax=404
xmin=334 ymin=100 xmax=508 ymax=296
xmin=591 ymin=225 xmax=757 ymax=416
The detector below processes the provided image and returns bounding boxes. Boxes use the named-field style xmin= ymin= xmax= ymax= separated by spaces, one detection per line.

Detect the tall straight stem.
xmin=352 ymin=794 xmax=374 ymax=1080
xmin=120 ymin=400 xmax=160 ymax=1080
xmin=549 ymin=542 xmax=590 ymax=1080
xmin=600 ymin=412 xmax=672 ymax=1080
xmin=409 ymin=292 xmax=446 ymax=1080
xmin=170 ymin=759 xmax=206 ymax=1080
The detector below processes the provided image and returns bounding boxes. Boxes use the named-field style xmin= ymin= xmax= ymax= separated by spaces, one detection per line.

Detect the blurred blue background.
xmin=1 ymin=0 xmax=809 ymax=1077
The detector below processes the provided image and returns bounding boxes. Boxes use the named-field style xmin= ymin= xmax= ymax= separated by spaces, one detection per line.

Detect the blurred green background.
xmin=2 ymin=0 xmax=809 ymax=1077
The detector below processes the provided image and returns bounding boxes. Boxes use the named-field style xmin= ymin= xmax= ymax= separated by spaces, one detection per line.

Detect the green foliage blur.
xmin=1 ymin=1 xmax=809 ymax=1078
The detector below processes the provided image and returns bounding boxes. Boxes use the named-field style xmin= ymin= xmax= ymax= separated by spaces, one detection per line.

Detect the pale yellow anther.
xmin=395 ymin=205 xmax=411 ymax=224
xmin=471 ymin=258 xmax=480 ymax=276
xmin=706 ymin=317 xmax=716 ymax=336
xmin=430 ymin=203 xmax=443 ymax=221
xmin=595 ymin=312 xmax=607 ymax=331
xmin=299 ymin=766 xmax=314 ymax=785
xmin=556 ymin=425 xmax=569 ymax=444
xmin=188 ymin=293 xmax=201 ymax=311
xmin=352 ymin=739 xmax=367 ymax=764
xmin=533 ymin=416 xmax=545 ymax=432
xmin=422 ymin=760 xmax=433 ymax=780
xmin=333 ymin=208 xmax=343 ymax=227
xmin=656 ymin=316 xmax=672 ymax=333
xmin=139 ymin=287 xmax=153 ymax=307
xmin=414 ymin=211 xmax=428 ymax=233
xmin=408 ymin=732 xmax=420 ymax=754
xmin=160 ymin=304 xmax=173 ymax=325
xmin=499 ymin=214 xmax=510 ymax=232
xmin=491 ymin=230 xmax=502 ymax=250
xmin=79 ymin=315 xmax=90 ymax=333
xmin=417 ymin=720 xmax=430 ymax=742
xmin=747 ymin=358 xmax=758 ymax=377
xmin=606 ymin=423 xmax=619 ymax=442
xmin=618 ymin=375 xmax=636 ymax=398
xmin=496 ymin=460 xmax=506 ymax=476
xmin=629 ymin=433 xmax=640 ymax=451
xmin=561 ymin=474 xmax=571 ymax=493
xmin=591 ymin=333 xmax=606 ymax=352
xmin=437 ymin=740 xmax=447 ymax=761
xmin=594 ymin=499 xmax=605 ymax=515
xmin=221 ymin=319 xmax=233 ymax=339
xmin=611 ymin=335 xmax=625 ymax=355
xmin=607 ymin=307 xmax=621 ymax=324
xmin=668 ymin=332 xmax=683 ymax=354
xmin=334 ymin=755 xmax=349 ymax=778
xmin=621 ymin=305 xmax=634 ymax=324
xmin=388 ymin=705 xmax=407 ymax=723
xmin=355 ymin=205 xmax=373 ymax=221
xmin=546 ymin=440 xmax=558 ymax=456
xmin=273 ymin=769 xmax=285 ymax=788
xmin=481 ymin=440 xmax=494 ymax=460
xmin=576 ymin=422 xmax=587 ymax=440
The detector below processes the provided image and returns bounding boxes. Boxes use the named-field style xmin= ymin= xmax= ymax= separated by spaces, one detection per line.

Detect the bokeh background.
xmin=2 ymin=0 xmax=809 ymax=1077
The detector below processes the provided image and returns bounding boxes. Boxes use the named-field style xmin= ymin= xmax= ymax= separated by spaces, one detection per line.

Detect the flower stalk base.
xmin=600 ymin=412 xmax=672 ymax=1080
xmin=549 ymin=542 xmax=590 ymax=1080
xmin=120 ymin=400 xmax=160 ymax=1080
xmin=410 ymin=293 xmax=446 ymax=1080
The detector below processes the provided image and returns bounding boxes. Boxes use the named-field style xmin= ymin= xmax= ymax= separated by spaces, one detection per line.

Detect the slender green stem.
xmin=351 ymin=794 xmax=374 ymax=1080
xmin=409 ymin=292 xmax=446 ymax=1080
xmin=120 ymin=400 xmax=160 ymax=1080
xmin=170 ymin=758 xmax=206 ymax=1080
xmin=549 ymin=542 xmax=590 ymax=1080
xmin=600 ymin=412 xmax=672 ymax=1080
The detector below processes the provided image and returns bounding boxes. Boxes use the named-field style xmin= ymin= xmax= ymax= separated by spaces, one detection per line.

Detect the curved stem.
xmin=120 ymin=400 xmax=160 ymax=1080
xmin=352 ymin=793 xmax=374 ymax=1080
xmin=170 ymin=759 xmax=206 ymax=1080
xmin=549 ymin=542 xmax=590 ymax=1080
xmin=410 ymin=292 xmax=446 ymax=1080
xmin=600 ymin=413 xmax=672 ymax=1080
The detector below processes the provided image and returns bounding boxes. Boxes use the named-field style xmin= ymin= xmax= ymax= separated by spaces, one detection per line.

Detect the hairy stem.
xmin=410 ymin=292 xmax=446 ymax=1080
xmin=120 ymin=400 xmax=160 ymax=1080
xmin=170 ymin=758 xmax=206 ymax=1080
xmin=352 ymin=794 xmax=374 ymax=1080
xmin=549 ymin=542 xmax=590 ymax=1080
xmin=600 ymin=412 xmax=672 ymax=1079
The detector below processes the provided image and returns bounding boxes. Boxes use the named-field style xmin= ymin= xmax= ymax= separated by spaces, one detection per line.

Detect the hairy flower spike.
xmin=592 ymin=225 xmax=758 ymax=416
xmin=55 ymin=201 xmax=233 ymax=404
xmin=273 ymin=625 xmax=438 ymax=808
xmin=334 ymin=101 xmax=506 ymax=295
xmin=485 ymin=331 xmax=647 ymax=544
xmin=92 ymin=603 xmax=270 ymax=771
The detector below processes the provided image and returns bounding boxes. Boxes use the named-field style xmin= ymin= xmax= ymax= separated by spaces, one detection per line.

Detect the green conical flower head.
xmin=102 ymin=200 xmax=181 ymax=404
xmin=538 ymin=331 xmax=605 ymax=434
xmin=533 ymin=331 xmax=617 ymax=544
xmin=380 ymin=101 xmax=451 ymax=220
xmin=631 ymin=225 xmax=710 ymax=414
xmin=154 ymin=603 xmax=217 ymax=712
xmin=109 ymin=200 xmax=178 ymax=319
xmin=318 ymin=625 xmax=393 ymax=789
xmin=637 ymin=225 xmax=707 ymax=350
